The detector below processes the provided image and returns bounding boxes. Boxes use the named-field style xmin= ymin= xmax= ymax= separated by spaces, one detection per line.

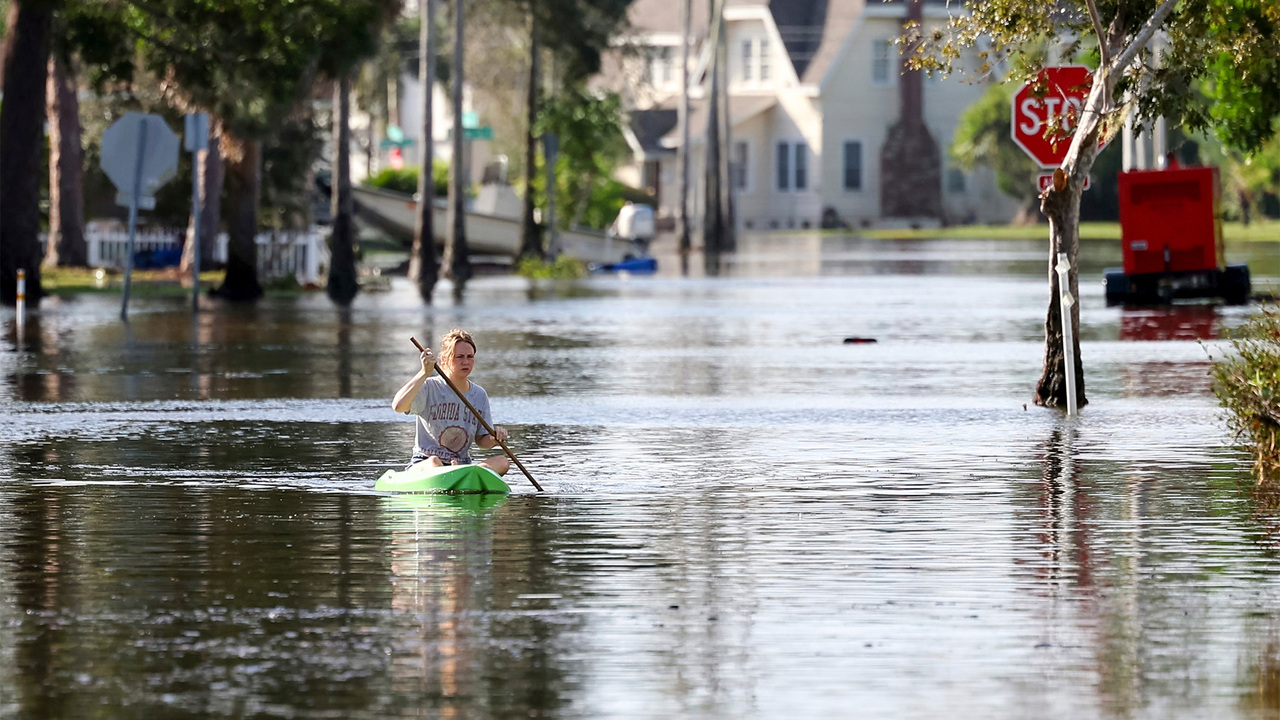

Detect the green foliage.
xmin=97 ymin=0 xmax=395 ymax=138
xmin=515 ymin=255 xmax=586 ymax=280
xmin=951 ymin=83 xmax=1041 ymax=205
xmin=911 ymin=0 xmax=1280 ymax=160
xmin=529 ymin=89 xmax=632 ymax=230
xmin=364 ymin=161 xmax=449 ymax=197
xmin=1213 ymin=309 xmax=1280 ymax=484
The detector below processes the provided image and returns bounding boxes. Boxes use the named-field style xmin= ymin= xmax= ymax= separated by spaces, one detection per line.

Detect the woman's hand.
xmin=492 ymin=425 xmax=508 ymax=443
xmin=419 ymin=348 xmax=435 ymax=374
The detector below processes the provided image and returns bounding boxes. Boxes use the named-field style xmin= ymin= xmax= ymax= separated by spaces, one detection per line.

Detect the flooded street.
xmin=2 ymin=235 xmax=1279 ymax=718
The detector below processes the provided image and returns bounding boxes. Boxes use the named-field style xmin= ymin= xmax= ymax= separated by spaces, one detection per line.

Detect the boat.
xmin=375 ymin=462 xmax=512 ymax=494
xmin=351 ymin=185 xmax=632 ymax=266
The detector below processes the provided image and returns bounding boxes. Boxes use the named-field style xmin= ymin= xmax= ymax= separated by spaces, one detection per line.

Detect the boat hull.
xmin=375 ymin=462 xmax=512 ymax=494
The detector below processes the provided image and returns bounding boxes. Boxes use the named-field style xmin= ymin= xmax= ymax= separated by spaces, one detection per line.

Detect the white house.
xmin=606 ymin=0 xmax=1019 ymax=234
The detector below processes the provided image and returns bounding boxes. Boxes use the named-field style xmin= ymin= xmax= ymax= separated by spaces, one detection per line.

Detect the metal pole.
xmin=121 ymin=117 xmax=149 ymax=320
xmin=15 ymin=269 xmax=25 ymax=336
xmin=1056 ymin=252 xmax=1077 ymax=416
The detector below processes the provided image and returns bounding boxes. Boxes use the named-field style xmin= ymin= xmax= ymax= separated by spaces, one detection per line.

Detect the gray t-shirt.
xmin=405 ymin=376 xmax=492 ymax=464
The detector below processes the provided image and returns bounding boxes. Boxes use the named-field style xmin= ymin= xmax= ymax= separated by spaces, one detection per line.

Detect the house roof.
xmin=661 ymin=95 xmax=778 ymax=148
xmin=626 ymin=108 xmax=681 ymax=157
xmin=627 ymin=0 xmax=710 ymax=37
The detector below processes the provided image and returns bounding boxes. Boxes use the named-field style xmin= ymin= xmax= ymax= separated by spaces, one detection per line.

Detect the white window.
xmin=732 ymin=141 xmax=750 ymax=192
xmin=872 ymin=39 xmax=895 ymax=86
xmin=776 ymin=141 xmax=810 ymax=192
xmin=649 ymin=46 xmax=674 ymax=87
xmin=738 ymin=37 xmax=771 ymax=85
xmin=794 ymin=142 xmax=808 ymax=191
xmin=843 ymin=141 xmax=863 ymax=191
xmin=776 ymin=142 xmax=790 ymax=191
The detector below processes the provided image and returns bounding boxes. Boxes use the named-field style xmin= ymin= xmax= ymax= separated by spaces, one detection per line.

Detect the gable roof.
xmin=629 ymin=0 xmax=866 ymax=87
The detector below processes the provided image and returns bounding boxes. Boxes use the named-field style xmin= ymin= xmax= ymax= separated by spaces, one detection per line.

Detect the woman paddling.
xmin=391 ymin=328 xmax=511 ymax=476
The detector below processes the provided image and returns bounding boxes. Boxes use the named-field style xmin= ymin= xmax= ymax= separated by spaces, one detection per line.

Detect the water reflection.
xmin=5 ymin=237 xmax=1280 ymax=717
xmin=1119 ymin=305 xmax=1221 ymax=342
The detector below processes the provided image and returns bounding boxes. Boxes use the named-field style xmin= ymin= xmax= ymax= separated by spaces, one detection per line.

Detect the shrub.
xmin=515 ymin=255 xmax=587 ymax=280
xmin=1212 ymin=309 xmax=1280 ymax=483
xmin=364 ymin=161 xmax=449 ymax=197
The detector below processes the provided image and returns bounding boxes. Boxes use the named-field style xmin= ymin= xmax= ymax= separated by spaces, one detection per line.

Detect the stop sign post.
xmin=100 ymin=112 xmax=179 ymax=318
xmin=1011 ymin=65 xmax=1108 ymax=170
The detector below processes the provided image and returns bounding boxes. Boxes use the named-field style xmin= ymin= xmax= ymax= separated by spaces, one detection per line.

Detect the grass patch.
xmin=515 ymin=255 xmax=588 ymax=280
xmin=859 ymin=222 xmax=1121 ymax=241
xmin=41 ymin=267 xmax=226 ymax=296
xmin=1212 ymin=309 xmax=1280 ymax=484
xmin=859 ymin=220 xmax=1280 ymax=243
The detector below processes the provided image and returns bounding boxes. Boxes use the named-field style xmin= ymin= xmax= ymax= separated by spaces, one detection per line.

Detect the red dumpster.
xmin=1105 ymin=166 xmax=1249 ymax=305
xmin=1119 ymin=166 xmax=1222 ymax=275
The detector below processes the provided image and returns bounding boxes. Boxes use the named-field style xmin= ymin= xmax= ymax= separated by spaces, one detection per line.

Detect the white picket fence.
xmin=44 ymin=227 xmax=329 ymax=286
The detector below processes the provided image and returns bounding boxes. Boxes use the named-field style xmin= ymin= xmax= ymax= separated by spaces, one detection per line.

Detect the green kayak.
xmin=375 ymin=462 xmax=511 ymax=494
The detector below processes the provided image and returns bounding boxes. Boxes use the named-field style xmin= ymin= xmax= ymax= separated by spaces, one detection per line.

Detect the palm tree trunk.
xmin=44 ymin=55 xmax=87 ymax=268
xmin=0 ymin=1 xmax=51 ymax=306
xmin=441 ymin=0 xmax=471 ymax=293
xmin=409 ymin=0 xmax=439 ymax=302
xmin=716 ymin=11 xmax=735 ymax=253
xmin=518 ymin=19 xmax=541 ymax=260
xmin=702 ymin=0 xmax=724 ymax=267
xmin=677 ymin=0 xmax=692 ymax=256
xmin=215 ymin=133 xmax=264 ymax=302
xmin=328 ymin=73 xmax=359 ymax=306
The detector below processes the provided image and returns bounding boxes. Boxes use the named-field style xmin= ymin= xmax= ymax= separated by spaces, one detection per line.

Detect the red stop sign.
xmin=1011 ymin=66 xmax=1105 ymax=168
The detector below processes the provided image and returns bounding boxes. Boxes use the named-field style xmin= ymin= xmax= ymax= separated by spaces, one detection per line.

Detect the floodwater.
xmin=1 ymin=235 xmax=1279 ymax=719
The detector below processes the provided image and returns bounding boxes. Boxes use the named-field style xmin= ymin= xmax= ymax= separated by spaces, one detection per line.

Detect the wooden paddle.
xmin=410 ymin=336 xmax=543 ymax=491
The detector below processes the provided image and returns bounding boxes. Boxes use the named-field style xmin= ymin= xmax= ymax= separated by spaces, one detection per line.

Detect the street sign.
xmin=101 ymin=112 xmax=179 ymax=210
xmin=463 ymin=127 xmax=493 ymax=140
xmin=1037 ymin=173 xmax=1091 ymax=192
xmin=184 ymin=112 xmax=209 ymax=153
xmin=1011 ymin=66 xmax=1108 ymax=169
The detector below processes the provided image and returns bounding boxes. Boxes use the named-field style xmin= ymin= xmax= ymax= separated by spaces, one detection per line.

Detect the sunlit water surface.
xmin=1 ymin=236 xmax=1279 ymax=719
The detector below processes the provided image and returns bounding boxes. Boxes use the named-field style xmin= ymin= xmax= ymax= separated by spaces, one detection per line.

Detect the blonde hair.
xmin=439 ymin=328 xmax=476 ymax=369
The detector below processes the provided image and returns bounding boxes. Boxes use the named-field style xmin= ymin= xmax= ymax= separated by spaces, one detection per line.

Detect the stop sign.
xmin=1011 ymin=66 xmax=1107 ymax=168
xmin=101 ymin=112 xmax=180 ymax=210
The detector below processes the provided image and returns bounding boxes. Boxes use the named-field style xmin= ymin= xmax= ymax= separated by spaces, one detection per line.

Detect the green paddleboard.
xmin=375 ymin=462 xmax=512 ymax=494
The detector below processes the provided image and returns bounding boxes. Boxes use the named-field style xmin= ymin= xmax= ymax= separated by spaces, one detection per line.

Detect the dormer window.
xmin=648 ymin=46 xmax=675 ymax=88
xmin=738 ymin=36 xmax=770 ymax=85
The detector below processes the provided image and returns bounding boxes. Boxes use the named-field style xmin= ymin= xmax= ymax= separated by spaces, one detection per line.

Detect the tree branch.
xmin=1111 ymin=0 xmax=1178 ymax=74
xmin=1084 ymin=0 xmax=1110 ymax=69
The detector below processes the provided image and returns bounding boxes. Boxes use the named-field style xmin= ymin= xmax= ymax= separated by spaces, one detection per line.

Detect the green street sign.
xmin=463 ymin=127 xmax=493 ymax=140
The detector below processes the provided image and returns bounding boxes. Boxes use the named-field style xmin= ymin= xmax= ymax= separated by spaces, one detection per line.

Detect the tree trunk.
xmin=518 ymin=20 xmax=541 ymax=260
xmin=328 ymin=73 xmax=359 ymax=306
xmin=215 ymin=134 xmax=264 ymax=302
xmin=716 ymin=12 xmax=735 ymax=253
xmin=677 ymin=0 xmax=692 ymax=256
xmin=1032 ymin=77 xmax=1112 ymax=409
xmin=701 ymin=0 xmax=726 ymax=271
xmin=1034 ymin=171 xmax=1088 ymax=409
xmin=409 ymin=0 xmax=440 ymax=302
xmin=181 ymin=114 xmax=225 ymax=275
xmin=0 ymin=1 xmax=51 ymax=307
xmin=44 ymin=55 xmax=87 ymax=268
xmin=441 ymin=0 xmax=471 ymax=293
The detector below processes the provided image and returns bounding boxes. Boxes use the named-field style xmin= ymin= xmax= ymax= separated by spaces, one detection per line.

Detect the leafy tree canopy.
xmin=87 ymin=0 xmax=395 ymax=137
xmin=911 ymin=0 xmax=1280 ymax=156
